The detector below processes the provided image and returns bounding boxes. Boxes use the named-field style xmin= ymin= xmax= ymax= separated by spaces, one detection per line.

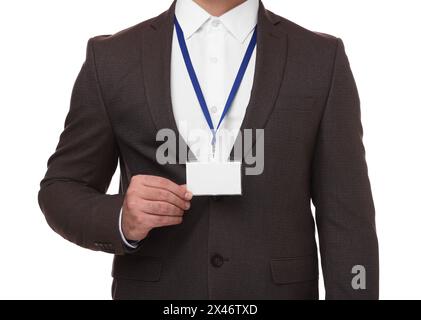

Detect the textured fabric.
xmin=38 ymin=1 xmax=379 ymax=300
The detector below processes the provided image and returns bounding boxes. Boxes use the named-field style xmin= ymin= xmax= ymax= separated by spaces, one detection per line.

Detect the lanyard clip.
xmin=211 ymin=133 xmax=216 ymax=158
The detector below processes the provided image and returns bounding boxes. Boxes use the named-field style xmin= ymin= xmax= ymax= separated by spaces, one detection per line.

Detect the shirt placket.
xmin=205 ymin=19 xmax=226 ymax=160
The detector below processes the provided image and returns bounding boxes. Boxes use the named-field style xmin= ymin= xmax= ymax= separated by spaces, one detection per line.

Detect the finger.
xmin=137 ymin=186 xmax=190 ymax=210
xmin=180 ymin=184 xmax=193 ymax=201
xmin=140 ymin=175 xmax=192 ymax=200
xmin=140 ymin=199 xmax=184 ymax=217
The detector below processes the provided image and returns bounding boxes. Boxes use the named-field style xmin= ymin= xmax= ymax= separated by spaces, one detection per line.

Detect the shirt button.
xmin=210 ymin=253 xmax=224 ymax=268
xmin=210 ymin=106 xmax=218 ymax=113
xmin=211 ymin=19 xmax=220 ymax=27
xmin=210 ymin=57 xmax=218 ymax=64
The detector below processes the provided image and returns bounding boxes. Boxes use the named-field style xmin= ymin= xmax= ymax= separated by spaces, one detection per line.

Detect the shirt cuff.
xmin=119 ymin=208 xmax=141 ymax=249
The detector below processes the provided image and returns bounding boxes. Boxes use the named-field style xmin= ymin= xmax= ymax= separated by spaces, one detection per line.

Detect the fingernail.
xmin=185 ymin=192 xmax=193 ymax=200
xmin=185 ymin=202 xmax=191 ymax=210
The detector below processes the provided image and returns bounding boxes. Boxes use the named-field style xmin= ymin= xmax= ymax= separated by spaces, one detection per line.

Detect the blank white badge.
xmin=186 ymin=161 xmax=242 ymax=196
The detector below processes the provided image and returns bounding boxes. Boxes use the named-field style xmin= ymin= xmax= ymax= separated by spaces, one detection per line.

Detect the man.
xmin=39 ymin=0 xmax=379 ymax=299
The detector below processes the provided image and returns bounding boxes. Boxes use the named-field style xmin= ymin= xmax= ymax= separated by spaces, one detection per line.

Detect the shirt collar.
xmin=175 ymin=0 xmax=211 ymax=39
xmin=175 ymin=0 xmax=259 ymax=43
xmin=219 ymin=0 xmax=259 ymax=43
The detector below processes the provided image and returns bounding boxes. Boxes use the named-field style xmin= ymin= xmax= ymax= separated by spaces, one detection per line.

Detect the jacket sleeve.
xmin=311 ymin=39 xmax=379 ymax=299
xmin=38 ymin=38 xmax=126 ymax=255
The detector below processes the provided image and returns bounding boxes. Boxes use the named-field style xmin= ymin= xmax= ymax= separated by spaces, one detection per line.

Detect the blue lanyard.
xmin=174 ymin=16 xmax=257 ymax=149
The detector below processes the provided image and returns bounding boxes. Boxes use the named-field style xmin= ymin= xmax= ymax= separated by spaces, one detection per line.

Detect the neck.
xmin=193 ymin=0 xmax=247 ymax=17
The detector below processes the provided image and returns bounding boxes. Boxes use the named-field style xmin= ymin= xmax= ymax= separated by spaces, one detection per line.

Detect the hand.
xmin=122 ymin=175 xmax=192 ymax=241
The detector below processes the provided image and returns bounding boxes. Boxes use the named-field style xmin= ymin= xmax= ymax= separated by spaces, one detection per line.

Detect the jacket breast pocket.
xmin=270 ymin=255 xmax=318 ymax=284
xmin=112 ymin=255 xmax=162 ymax=282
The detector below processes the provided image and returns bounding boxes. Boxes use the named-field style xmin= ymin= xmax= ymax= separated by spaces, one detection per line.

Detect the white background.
xmin=0 ymin=0 xmax=420 ymax=300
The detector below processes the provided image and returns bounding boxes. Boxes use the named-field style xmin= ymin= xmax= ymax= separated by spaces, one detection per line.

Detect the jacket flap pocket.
xmin=270 ymin=255 xmax=318 ymax=284
xmin=112 ymin=255 xmax=162 ymax=282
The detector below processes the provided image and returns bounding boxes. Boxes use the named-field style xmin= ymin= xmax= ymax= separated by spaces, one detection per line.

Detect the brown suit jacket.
xmin=38 ymin=1 xmax=379 ymax=299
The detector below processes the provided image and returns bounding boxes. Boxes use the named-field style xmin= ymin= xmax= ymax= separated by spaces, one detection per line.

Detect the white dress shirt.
xmin=172 ymin=0 xmax=258 ymax=162
xmin=120 ymin=0 xmax=259 ymax=248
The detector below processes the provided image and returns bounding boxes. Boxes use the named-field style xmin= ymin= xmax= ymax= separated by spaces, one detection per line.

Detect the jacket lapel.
xmin=143 ymin=2 xmax=195 ymax=162
xmin=142 ymin=1 xmax=179 ymax=138
xmin=231 ymin=3 xmax=289 ymax=160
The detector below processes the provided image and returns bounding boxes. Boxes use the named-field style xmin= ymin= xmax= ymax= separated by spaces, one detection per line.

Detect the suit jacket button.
xmin=211 ymin=254 xmax=224 ymax=268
